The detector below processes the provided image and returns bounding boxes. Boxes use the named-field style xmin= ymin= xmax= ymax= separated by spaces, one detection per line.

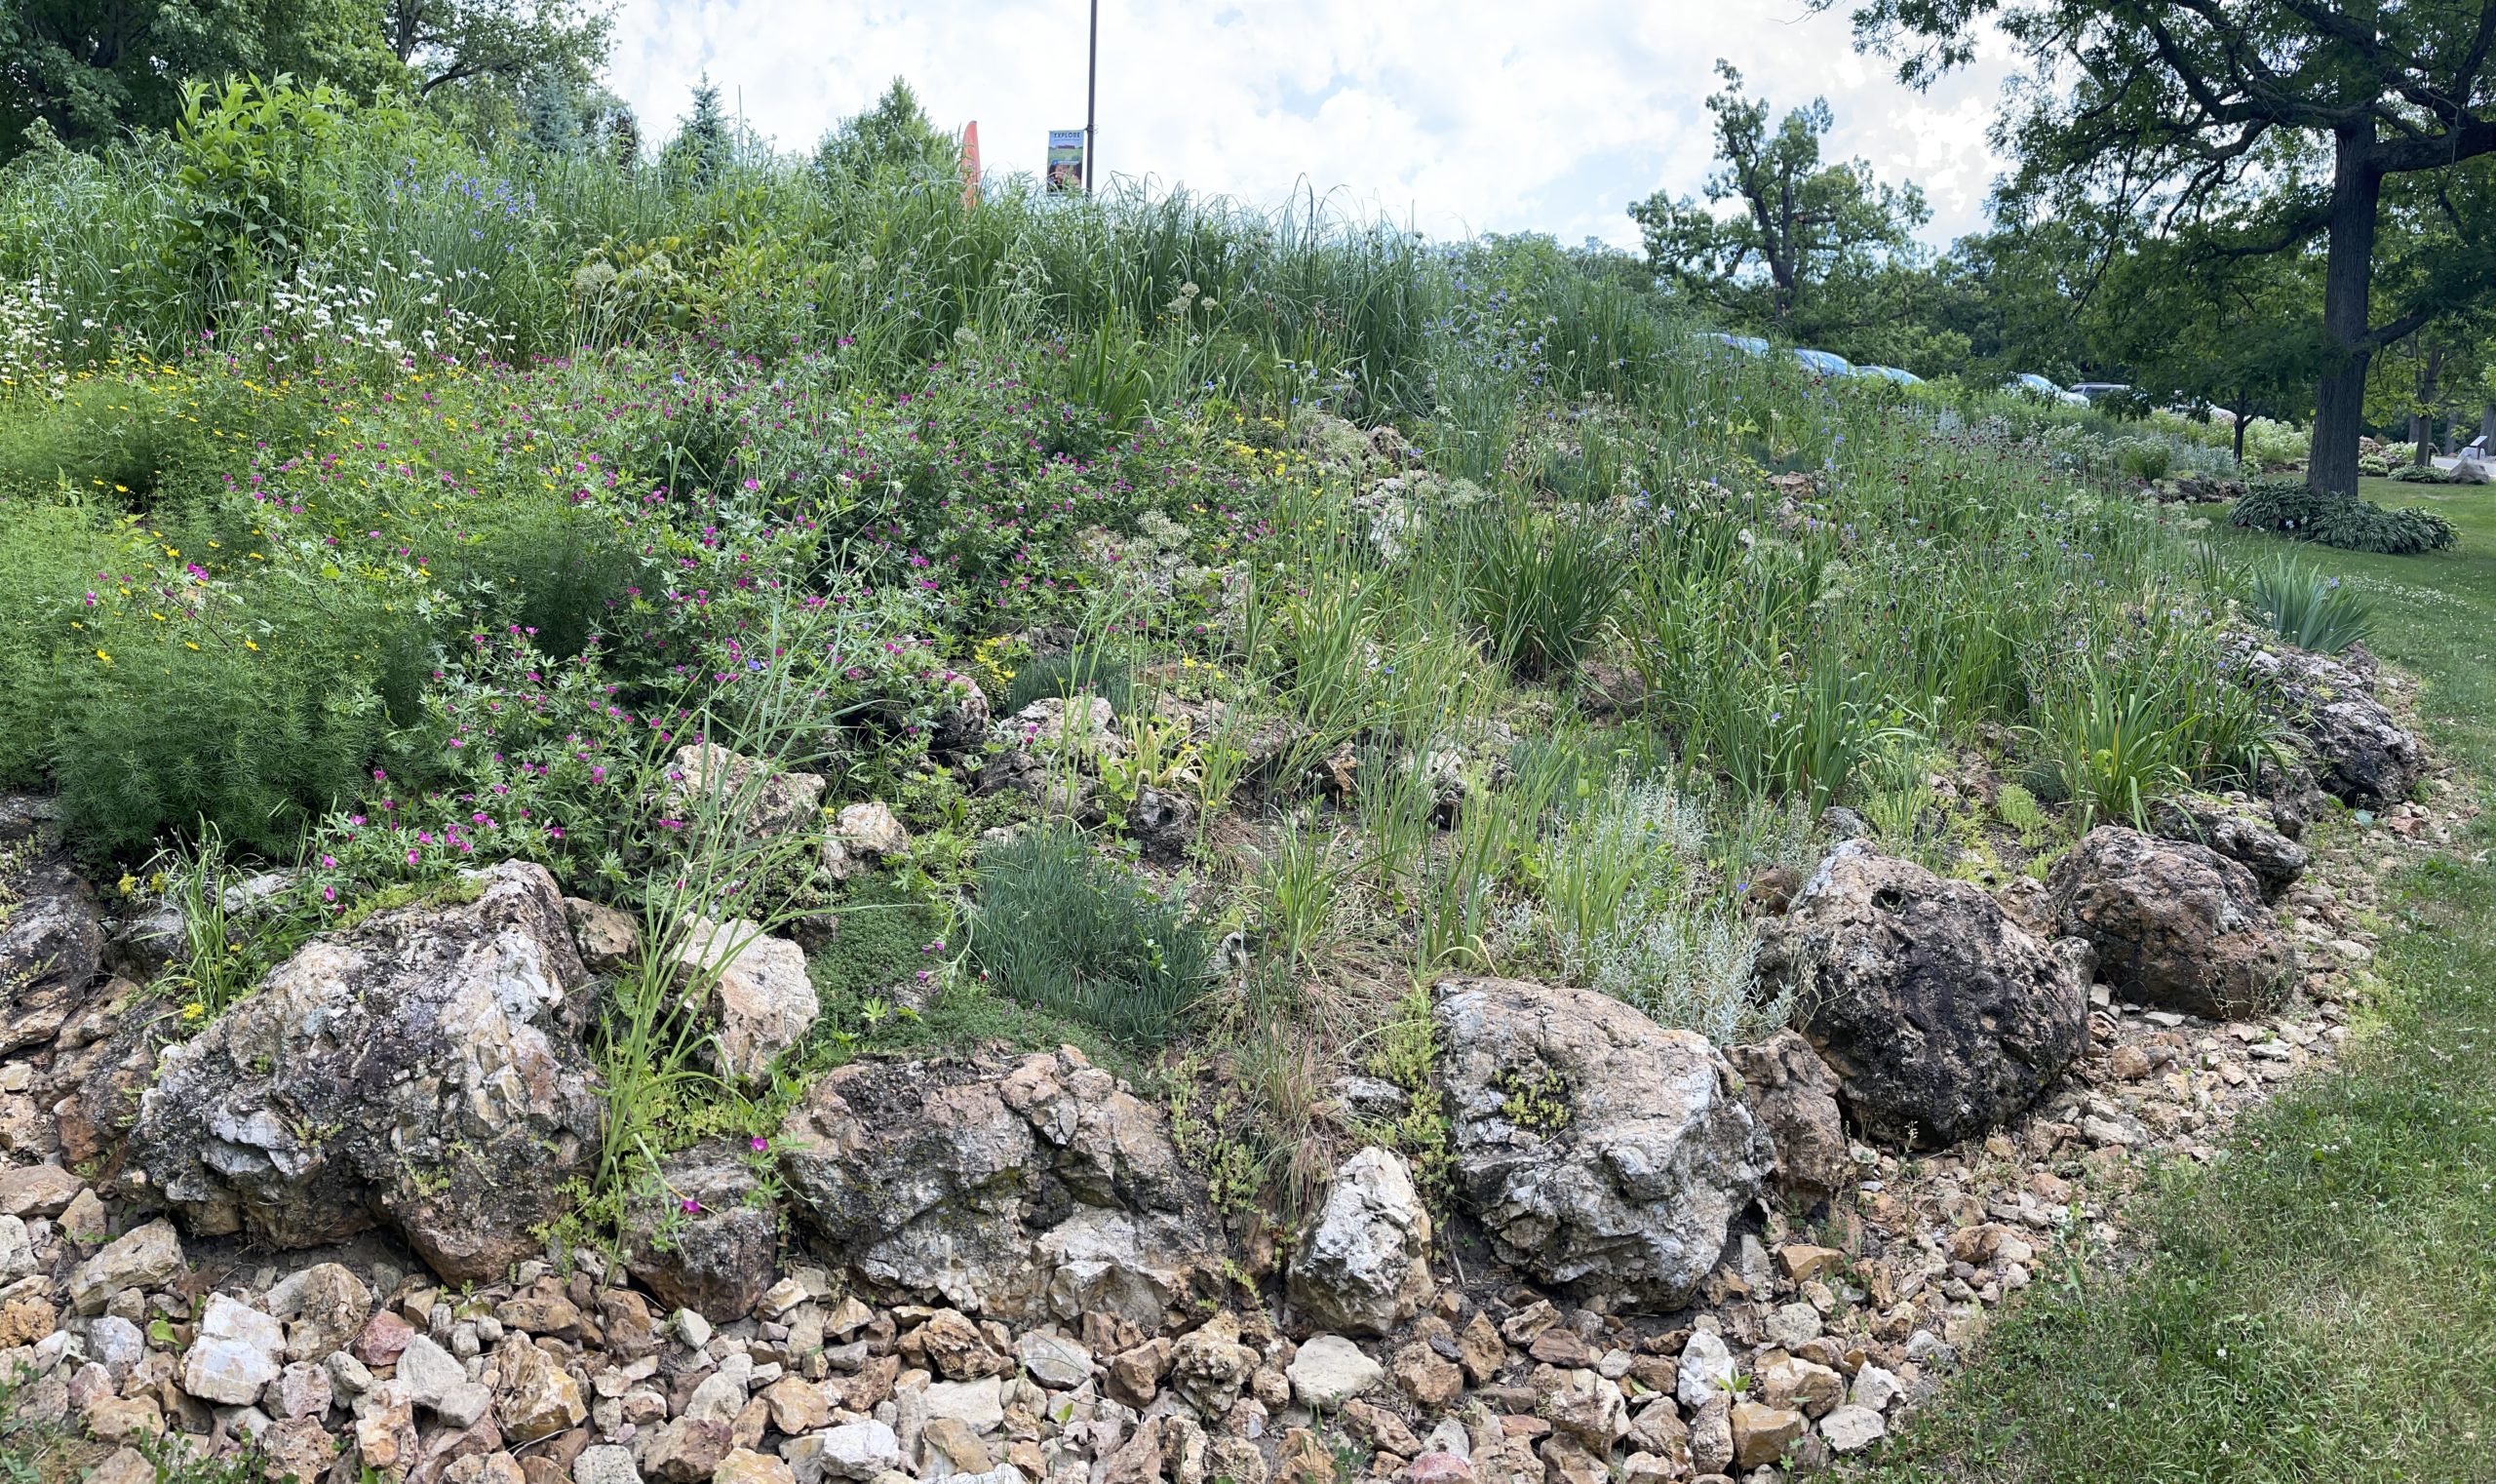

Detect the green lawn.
xmin=1855 ymin=485 xmax=2496 ymax=1482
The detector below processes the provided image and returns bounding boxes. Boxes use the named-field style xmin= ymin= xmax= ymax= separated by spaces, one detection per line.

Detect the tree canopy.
xmin=0 ymin=0 xmax=608 ymax=159
xmin=1841 ymin=0 xmax=2496 ymax=493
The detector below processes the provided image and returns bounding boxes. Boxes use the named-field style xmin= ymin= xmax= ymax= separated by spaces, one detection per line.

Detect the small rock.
xmin=714 ymin=1449 xmax=796 ymax=1484
xmin=576 ymin=1444 xmax=645 ymax=1484
xmin=1818 ymin=1404 xmax=1887 ymax=1454
xmin=566 ymin=898 xmax=641 ymax=972
xmin=1675 ymin=1331 xmax=1736 ymax=1411
xmin=1014 ymin=1331 xmax=1092 ymax=1388
xmin=182 ymin=1294 xmax=284 ymax=1406
xmin=355 ymin=1308 xmax=417 ymax=1367
xmin=921 ymin=1376 xmax=1004 ymax=1434
xmin=397 ymin=1332 xmax=468 ymax=1410
xmin=806 ymin=1421 xmax=905 ymax=1483
xmin=67 ymin=1219 xmax=183 ymax=1315
xmin=0 ymin=1162 xmax=81 ymax=1219
xmin=1729 ymin=1402 xmax=1805 ymax=1470
xmin=643 ymin=1419 xmax=736 ymax=1484
xmin=1286 ymin=1335 xmax=1384 ymax=1407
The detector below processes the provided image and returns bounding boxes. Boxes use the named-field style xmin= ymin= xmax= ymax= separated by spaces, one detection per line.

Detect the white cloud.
xmin=605 ymin=0 xmax=2017 ymax=249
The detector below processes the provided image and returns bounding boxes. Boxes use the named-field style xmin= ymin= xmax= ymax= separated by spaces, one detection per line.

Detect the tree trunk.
xmin=2482 ymin=402 xmax=2495 ymax=444
xmin=2234 ymin=405 xmax=2248 ymax=466
xmin=2413 ymin=344 xmax=2443 ymax=466
xmin=2307 ymin=125 xmax=2381 ymax=500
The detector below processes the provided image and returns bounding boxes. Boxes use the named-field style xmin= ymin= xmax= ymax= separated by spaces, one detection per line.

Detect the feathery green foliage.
xmin=970 ymin=826 xmax=1212 ymax=1046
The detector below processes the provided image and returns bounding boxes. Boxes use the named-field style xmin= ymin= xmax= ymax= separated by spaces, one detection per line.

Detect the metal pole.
xmin=1084 ymin=0 xmax=1099 ymax=191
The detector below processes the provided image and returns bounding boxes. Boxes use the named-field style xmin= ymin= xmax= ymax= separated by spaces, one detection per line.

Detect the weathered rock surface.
xmin=2048 ymin=827 xmax=2299 ymax=1020
xmin=1762 ymin=842 xmax=2087 ymax=1149
xmin=2147 ymin=793 xmax=2309 ymax=901
xmin=130 ymin=861 xmax=600 ymax=1282
xmin=667 ymin=742 xmax=825 ymax=839
xmin=774 ymin=1047 xmax=1215 ymax=1330
xmin=1725 ymin=1032 xmax=1849 ymax=1201
xmin=977 ymin=698 xmax=1124 ymax=819
xmin=672 ymin=918 xmax=816 ymax=1084
xmin=820 ymin=801 xmax=912 ymax=882
xmin=2233 ymin=637 xmax=2426 ymax=809
xmin=1287 ymin=1147 xmax=1433 ymax=1336
xmin=1432 ymin=977 xmax=1770 ymax=1305
xmin=622 ymin=1139 xmax=782 ymax=1319
xmin=0 ymin=801 xmax=105 ymax=1056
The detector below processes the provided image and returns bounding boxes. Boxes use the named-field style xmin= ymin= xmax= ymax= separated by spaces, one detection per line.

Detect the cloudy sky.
xmin=606 ymin=1 xmax=2018 ymax=252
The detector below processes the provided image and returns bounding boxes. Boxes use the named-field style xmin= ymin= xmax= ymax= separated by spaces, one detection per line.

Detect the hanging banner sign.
xmin=1047 ymin=129 xmax=1086 ymax=192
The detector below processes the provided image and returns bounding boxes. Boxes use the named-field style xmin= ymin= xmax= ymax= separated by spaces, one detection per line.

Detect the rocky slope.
xmin=0 ymin=639 xmax=2469 ymax=1484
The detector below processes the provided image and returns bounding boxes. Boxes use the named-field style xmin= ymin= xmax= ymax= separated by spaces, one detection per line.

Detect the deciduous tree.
xmin=1630 ymin=60 xmax=1931 ymax=352
xmin=1840 ymin=0 xmax=2496 ymax=495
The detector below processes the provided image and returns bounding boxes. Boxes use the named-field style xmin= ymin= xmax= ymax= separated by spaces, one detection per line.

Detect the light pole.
xmin=1083 ymin=0 xmax=1098 ymax=191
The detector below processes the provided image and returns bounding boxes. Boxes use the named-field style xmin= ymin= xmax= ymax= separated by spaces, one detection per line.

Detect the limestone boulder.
xmin=1725 ymin=1032 xmax=1849 ymax=1201
xmin=1761 ymin=841 xmax=2086 ymax=1149
xmin=671 ymin=918 xmax=815 ymax=1085
xmin=0 ymin=799 xmax=105 ymax=1056
xmin=2232 ymin=636 xmax=2426 ymax=809
xmin=622 ymin=1139 xmax=782 ymax=1319
xmin=130 ymin=861 xmax=600 ymax=1282
xmin=820 ymin=802 xmax=913 ymax=882
xmin=775 ymin=1047 xmax=1217 ymax=1332
xmin=1432 ymin=977 xmax=1770 ymax=1307
xmin=2147 ymin=793 xmax=2308 ymax=901
xmin=666 ymin=743 xmax=825 ymax=840
xmin=1288 ymin=1147 xmax=1434 ymax=1337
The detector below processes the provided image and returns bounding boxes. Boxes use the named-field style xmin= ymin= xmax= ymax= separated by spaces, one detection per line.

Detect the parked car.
xmin=1792 ymin=348 xmax=1852 ymax=377
xmin=2069 ymin=381 xmax=2130 ymax=402
xmin=1701 ymin=332 xmax=1771 ymax=357
xmin=1851 ymin=365 xmax=1924 ymax=385
xmin=2008 ymin=372 xmax=2092 ymax=408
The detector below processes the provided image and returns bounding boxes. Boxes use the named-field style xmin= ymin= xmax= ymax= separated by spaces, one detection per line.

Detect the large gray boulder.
xmin=774 ymin=1047 xmax=1216 ymax=1333
xmin=0 ymin=797 xmax=105 ymax=1056
xmin=2048 ymin=826 xmax=2299 ymax=1020
xmin=1761 ymin=842 xmax=2087 ymax=1149
xmin=1432 ymin=977 xmax=1769 ymax=1307
xmin=130 ymin=861 xmax=600 ymax=1282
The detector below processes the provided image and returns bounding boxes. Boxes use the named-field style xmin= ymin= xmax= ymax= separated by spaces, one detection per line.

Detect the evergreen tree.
xmin=521 ymin=63 xmax=580 ymax=155
xmin=667 ymin=73 xmax=730 ymax=184
xmin=815 ymin=77 xmax=955 ymax=186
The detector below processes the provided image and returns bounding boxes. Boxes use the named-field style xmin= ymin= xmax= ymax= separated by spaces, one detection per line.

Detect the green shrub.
xmin=57 ymin=643 xmax=400 ymax=862
xmin=2247 ymin=555 xmax=2375 ymax=654
xmin=443 ymin=500 xmax=648 ymax=660
xmin=2231 ymin=478 xmax=2458 ymax=555
xmin=2116 ymin=439 xmax=2172 ymax=482
xmin=1004 ymin=648 xmax=1134 ymax=718
xmin=969 ymin=825 xmax=1212 ymax=1046
xmin=1452 ymin=503 xmax=1626 ymax=679
xmin=2386 ymin=462 xmax=2455 ymax=484
xmin=0 ymin=501 xmax=125 ymax=785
